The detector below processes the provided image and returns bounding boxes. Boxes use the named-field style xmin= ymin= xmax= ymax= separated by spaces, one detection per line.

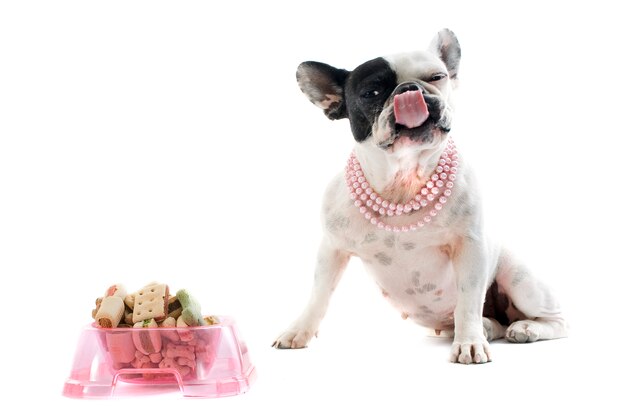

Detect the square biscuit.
xmin=132 ymin=283 xmax=169 ymax=323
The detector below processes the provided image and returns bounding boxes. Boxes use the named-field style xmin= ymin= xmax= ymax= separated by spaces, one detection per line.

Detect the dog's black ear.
xmin=429 ymin=29 xmax=461 ymax=80
xmin=296 ymin=61 xmax=350 ymax=120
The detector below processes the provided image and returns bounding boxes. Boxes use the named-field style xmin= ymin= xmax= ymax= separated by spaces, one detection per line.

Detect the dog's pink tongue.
xmin=394 ymin=90 xmax=429 ymax=128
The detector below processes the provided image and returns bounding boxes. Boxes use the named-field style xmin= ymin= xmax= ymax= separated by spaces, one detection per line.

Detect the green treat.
xmin=176 ymin=289 xmax=203 ymax=326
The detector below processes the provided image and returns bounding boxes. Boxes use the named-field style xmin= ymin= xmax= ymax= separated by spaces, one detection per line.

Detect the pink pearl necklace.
xmin=345 ymin=139 xmax=459 ymax=232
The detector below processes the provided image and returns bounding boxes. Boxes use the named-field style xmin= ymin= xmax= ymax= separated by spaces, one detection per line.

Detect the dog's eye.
xmin=429 ymin=73 xmax=447 ymax=82
xmin=361 ymin=89 xmax=380 ymax=99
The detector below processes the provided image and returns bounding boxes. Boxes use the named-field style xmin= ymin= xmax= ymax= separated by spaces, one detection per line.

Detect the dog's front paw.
xmin=450 ymin=336 xmax=492 ymax=364
xmin=272 ymin=327 xmax=317 ymax=349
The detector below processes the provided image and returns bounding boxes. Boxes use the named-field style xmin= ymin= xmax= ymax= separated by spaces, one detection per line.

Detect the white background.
xmin=1 ymin=0 xmax=625 ymax=415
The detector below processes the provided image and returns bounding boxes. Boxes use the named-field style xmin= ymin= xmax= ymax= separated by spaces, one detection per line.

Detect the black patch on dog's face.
xmin=343 ymin=58 xmax=397 ymax=142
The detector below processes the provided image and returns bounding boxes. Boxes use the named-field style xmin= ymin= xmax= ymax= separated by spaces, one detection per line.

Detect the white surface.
xmin=1 ymin=1 xmax=624 ymax=415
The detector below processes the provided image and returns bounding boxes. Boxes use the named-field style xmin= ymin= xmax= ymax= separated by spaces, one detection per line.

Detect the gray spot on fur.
xmin=411 ymin=271 xmax=421 ymax=286
xmin=405 ymin=288 xmax=416 ymax=295
xmin=383 ymin=235 xmax=396 ymax=248
xmin=433 ymin=297 xmax=442 ymax=302
xmin=402 ymin=242 xmax=416 ymax=250
xmin=408 ymin=271 xmax=436 ymax=294
xmin=326 ymin=213 xmax=350 ymax=232
xmin=419 ymin=305 xmax=434 ymax=314
xmin=344 ymin=238 xmax=357 ymax=249
xmin=445 ymin=191 xmax=475 ymax=226
xmin=362 ymin=232 xmax=378 ymax=244
xmin=374 ymin=252 xmax=393 ymax=266
xmin=512 ymin=268 xmax=527 ymax=287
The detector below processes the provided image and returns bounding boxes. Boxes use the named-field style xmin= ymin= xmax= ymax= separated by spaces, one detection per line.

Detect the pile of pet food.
xmin=92 ymin=282 xmax=219 ymax=377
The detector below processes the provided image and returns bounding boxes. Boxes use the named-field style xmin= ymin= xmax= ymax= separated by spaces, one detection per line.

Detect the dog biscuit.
xmin=132 ymin=283 xmax=169 ymax=323
xmin=176 ymin=289 xmax=203 ymax=326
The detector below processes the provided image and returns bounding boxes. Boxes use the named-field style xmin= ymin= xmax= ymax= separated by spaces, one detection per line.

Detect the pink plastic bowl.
xmin=63 ymin=316 xmax=256 ymax=398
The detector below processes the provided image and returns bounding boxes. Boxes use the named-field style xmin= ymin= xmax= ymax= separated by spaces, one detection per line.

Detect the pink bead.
xmin=412 ymin=202 xmax=420 ymax=210
xmin=365 ymin=188 xmax=373 ymax=195
xmin=439 ymin=159 xmax=446 ymax=165
xmin=376 ymin=197 xmax=382 ymax=205
xmin=450 ymin=167 xmax=458 ymax=174
xmin=432 ymin=174 xmax=439 ymax=181
xmin=386 ymin=209 xmax=394 ymax=216
xmin=445 ymin=158 xmax=452 ymax=164
xmin=356 ymin=170 xmax=363 ymax=177
xmin=353 ymin=164 xmax=361 ymax=171
xmin=359 ymin=206 xmax=367 ymax=214
xmin=389 ymin=202 xmax=396 ymax=210
xmin=444 ymin=166 xmax=450 ymax=172
xmin=430 ymin=209 xmax=438 ymax=217
xmin=365 ymin=212 xmax=372 ymax=220
xmin=440 ymin=173 xmax=447 ymax=180
xmin=355 ymin=200 xmax=363 ymax=207
xmin=435 ymin=203 xmax=443 ymax=210
xmin=401 ymin=226 xmax=409 ymax=232
xmin=366 ymin=200 xmax=373 ymax=207
xmin=360 ymin=193 xmax=368 ymax=201
xmin=355 ymin=188 xmax=363 ymax=195
xmin=362 ymin=182 xmax=369 ymax=189
xmin=403 ymin=205 xmax=412 ymax=213
xmin=421 ymin=188 xmax=429 ymax=195
xmin=436 ymin=180 xmax=444 ymax=187
xmin=449 ymin=174 xmax=456 ymax=181
xmin=371 ymin=192 xmax=378 ymax=200
xmin=352 ymin=182 xmax=359 ymax=189
xmin=441 ymin=152 xmax=448 ymax=159
xmin=358 ymin=176 xmax=365 ymax=183
xmin=436 ymin=166 xmax=443 ymax=173
xmin=424 ymin=216 xmax=432 ymax=223
xmin=373 ymin=204 xmax=380 ymax=211
xmin=410 ymin=224 xmax=418 ymax=231
xmin=439 ymin=196 xmax=447 ymax=204
xmin=371 ymin=217 xmax=378 ymax=225
xmin=431 ymin=187 xmax=439 ymax=195
xmin=417 ymin=221 xmax=425 ymax=227
xmin=451 ymin=161 xmax=458 ymax=167
xmin=444 ymin=189 xmax=452 ymax=197
xmin=382 ymin=200 xmax=389 ymax=208
xmin=396 ymin=208 xmax=404 ymax=216
xmin=420 ymin=199 xmax=428 ymax=207
xmin=427 ymin=181 xmax=434 ymax=189
xmin=392 ymin=226 xmax=400 ymax=232
xmin=385 ymin=225 xmax=392 ymax=231
xmin=446 ymin=181 xmax=454 ymax=188
xmin=379 ymin=208 xmax=386 ymax=215
xmin=427 ymin=194 xmax=435 ymax=201
xmin=378 ymin=223 xmax=385 ymax=229
xmin=350 ymin=192 xmax=357 ymax=200
xmin=350 ymin=176 xmax=357 ymax=182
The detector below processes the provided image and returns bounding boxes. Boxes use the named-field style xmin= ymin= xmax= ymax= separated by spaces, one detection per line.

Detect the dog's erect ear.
xmin=296 ymin=61 xmax=350 ymax=120
xmin=429 ymin=29 xmax=461 ymax=80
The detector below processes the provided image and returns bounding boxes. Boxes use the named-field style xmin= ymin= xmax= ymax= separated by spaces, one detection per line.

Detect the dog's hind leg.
xmin=495 ymin=251 xmax=568 ymax=343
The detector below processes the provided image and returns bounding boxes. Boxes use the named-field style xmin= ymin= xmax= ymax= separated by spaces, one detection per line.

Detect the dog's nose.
xmin=393 ymin=82 xmax=424 ymax=96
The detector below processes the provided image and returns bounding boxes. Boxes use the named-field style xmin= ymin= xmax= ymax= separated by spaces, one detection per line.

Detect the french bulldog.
xmin=273 ymin=29 xmax=567 ymax=364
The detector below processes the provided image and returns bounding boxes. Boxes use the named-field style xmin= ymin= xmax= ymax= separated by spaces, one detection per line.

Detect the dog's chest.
xmin=355 ymin=230 xmax=458 ymax=327
xmin=324 ymin=187 xmax=460 ymax=328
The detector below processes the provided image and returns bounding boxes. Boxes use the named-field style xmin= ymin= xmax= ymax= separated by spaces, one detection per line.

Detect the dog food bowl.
xmin=63 ymin=316 xmax=256 ymax=398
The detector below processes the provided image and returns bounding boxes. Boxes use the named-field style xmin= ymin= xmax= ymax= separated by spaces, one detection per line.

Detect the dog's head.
xmin=297 ymin=29 xmax=460 ymax=154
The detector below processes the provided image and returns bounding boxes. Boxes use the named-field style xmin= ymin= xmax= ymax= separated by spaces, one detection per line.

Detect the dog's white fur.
xmin=274 ymin=30 xmax=567 ymax=364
